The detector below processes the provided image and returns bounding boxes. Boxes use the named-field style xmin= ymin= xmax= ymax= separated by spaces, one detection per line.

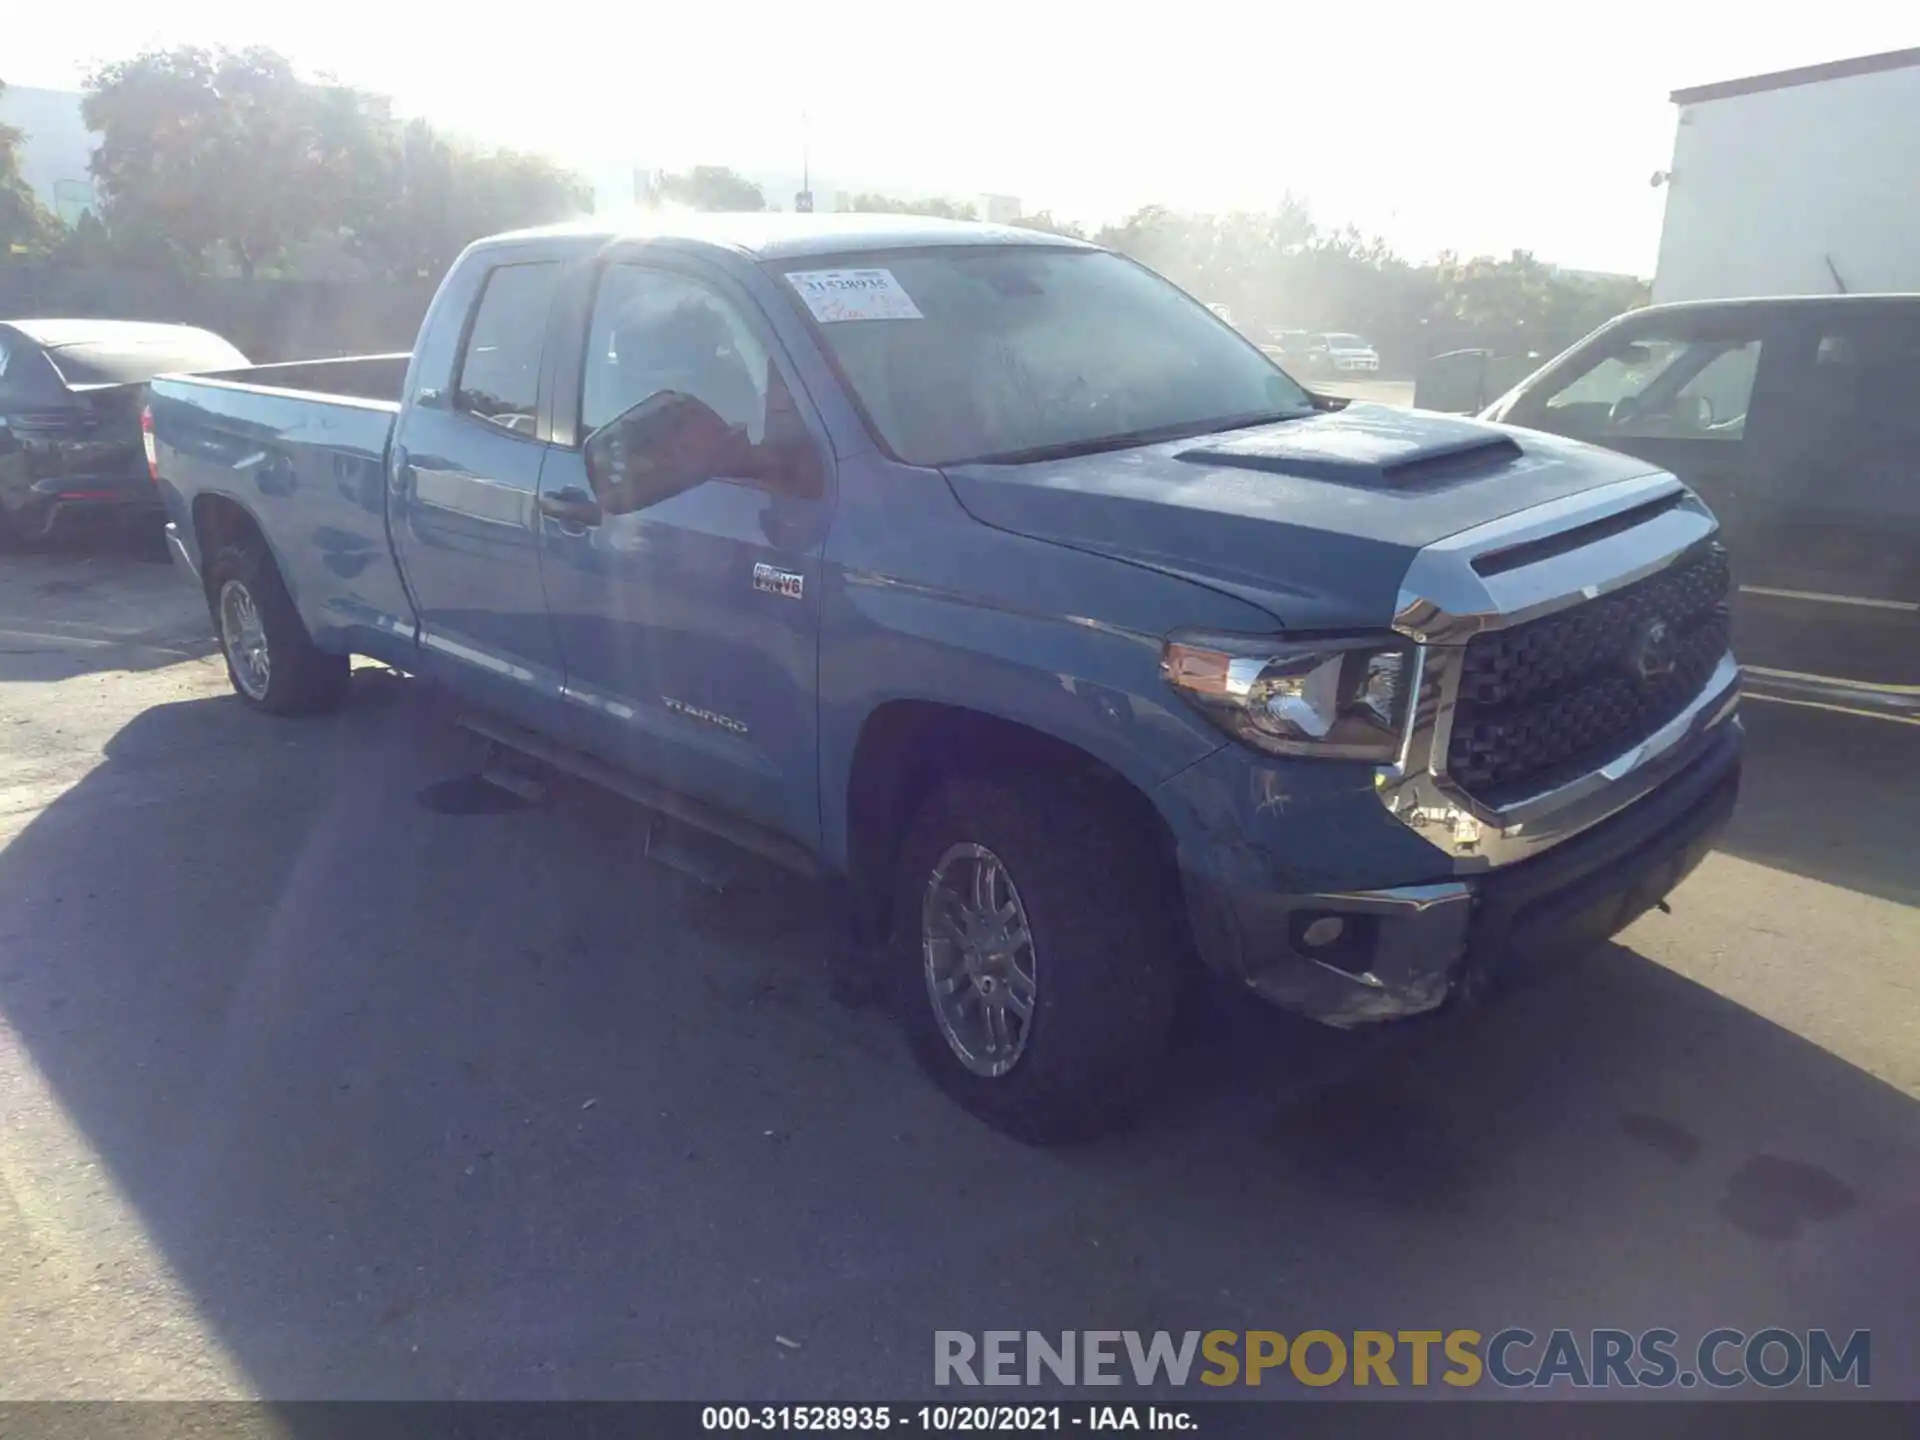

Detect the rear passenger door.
xmin=1737 ymin=306 xmax=1920 ymax=690
xmin=391 ymin=260 xmax=567 ymax=731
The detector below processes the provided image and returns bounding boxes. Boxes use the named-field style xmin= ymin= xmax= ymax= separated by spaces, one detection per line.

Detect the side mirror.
xmin=583 ymin=390 xmax=743 ymax=511
xmin=1613 ymin=342 xmax=1657 ymax=367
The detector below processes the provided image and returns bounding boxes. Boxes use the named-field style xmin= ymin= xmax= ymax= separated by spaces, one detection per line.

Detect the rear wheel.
xmin=894 ymin=777 xmax=1182 ymax=1144
xmin=206 ymin=541 xmax=350 ymax=715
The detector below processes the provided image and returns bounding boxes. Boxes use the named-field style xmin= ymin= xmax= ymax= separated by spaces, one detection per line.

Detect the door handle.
xmin=389 ymin=445 xmax=413 ymax=500
xmin=538 ymin=487 xmax=603 ymax=529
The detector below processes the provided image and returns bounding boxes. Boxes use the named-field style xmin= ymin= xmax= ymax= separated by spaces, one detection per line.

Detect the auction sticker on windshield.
xmin=787 ymin=269 xmax=924 ymax=323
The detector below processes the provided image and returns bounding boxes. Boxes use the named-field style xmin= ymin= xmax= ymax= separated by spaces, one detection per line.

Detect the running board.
xmin=1741 ymin=667 xmax=1920 ymax=724
xmin=454 ymin=711 xmax=829 ymax=879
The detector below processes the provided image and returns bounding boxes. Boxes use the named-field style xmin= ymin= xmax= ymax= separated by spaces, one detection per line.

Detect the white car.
xmin=1317 ymin=332 xmax=1380 ymax=373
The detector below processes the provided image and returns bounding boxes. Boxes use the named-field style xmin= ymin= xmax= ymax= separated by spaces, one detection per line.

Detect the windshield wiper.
xmin=957 ymin=409 xmax=1308 ymax=467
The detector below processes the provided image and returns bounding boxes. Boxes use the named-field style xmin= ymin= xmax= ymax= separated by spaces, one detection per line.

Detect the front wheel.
xmin=894 ymin=778 xmax=1182 ymax=1143
xmin=206 ymin=541 xmax=350 ymax=715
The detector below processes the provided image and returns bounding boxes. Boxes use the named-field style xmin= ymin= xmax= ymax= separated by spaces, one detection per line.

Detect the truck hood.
xmin=940 ymin=403 xmax=1662 ymax=629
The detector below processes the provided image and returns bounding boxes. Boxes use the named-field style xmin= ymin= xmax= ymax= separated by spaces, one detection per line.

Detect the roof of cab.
xmin=473 ymin=211 xmax=1095 ymax=262
xmin=1609 ymin=293 xmax=1920 ymax=321
xmin=1 ymin=318 xmax=235 ymax=349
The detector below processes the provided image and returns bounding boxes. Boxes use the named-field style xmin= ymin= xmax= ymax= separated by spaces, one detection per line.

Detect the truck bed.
xmin=192 ymin=353 xmax=412 ymax=407
xmin=148 ymin=354 xmax=419 ymax=666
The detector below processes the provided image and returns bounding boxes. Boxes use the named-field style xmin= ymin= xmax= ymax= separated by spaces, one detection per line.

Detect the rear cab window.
xmin=454 ymin=262 xmax=561 ymax=437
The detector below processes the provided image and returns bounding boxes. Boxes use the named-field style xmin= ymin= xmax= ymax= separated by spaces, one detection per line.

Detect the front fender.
xmin=817 ymin=456 xmax=1278 ymax=869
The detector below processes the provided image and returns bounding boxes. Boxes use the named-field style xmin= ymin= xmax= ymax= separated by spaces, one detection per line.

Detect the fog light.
xmin=1300 ymin=916 xmax=1347 ymax=948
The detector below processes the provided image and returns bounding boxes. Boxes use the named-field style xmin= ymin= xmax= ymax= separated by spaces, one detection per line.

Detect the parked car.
xmin=1265 ymin=330 xmax=1380 ymax=377
xmin=149 ymin=216 xmax=1743 ymax=1141
xmin=0 ymin=320 xmax=248 ymax=546
xmin=1474 ymin=296 xmax=1919 ymax=720
xmin=1317 ymin=332 xmax=1381 ymax=374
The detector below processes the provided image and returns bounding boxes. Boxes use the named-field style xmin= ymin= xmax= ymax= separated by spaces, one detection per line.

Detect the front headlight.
xmin=1162 ymin=631 xmax=1412 ymax=761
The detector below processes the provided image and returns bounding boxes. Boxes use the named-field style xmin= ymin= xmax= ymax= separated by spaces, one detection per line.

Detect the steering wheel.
xmin=1607 ymin=394 xmax=1644 ymax=427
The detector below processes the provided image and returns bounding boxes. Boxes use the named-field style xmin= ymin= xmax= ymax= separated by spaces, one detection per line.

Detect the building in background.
xmin=0 ymin=86 xmax=98 ymax=224
xmin=1653 ymin=47 xmax=1920 ymax=303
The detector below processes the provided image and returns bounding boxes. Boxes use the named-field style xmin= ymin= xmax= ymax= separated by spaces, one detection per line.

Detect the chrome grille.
xmin=1446 ymin=545 xmax=1732 ymax=805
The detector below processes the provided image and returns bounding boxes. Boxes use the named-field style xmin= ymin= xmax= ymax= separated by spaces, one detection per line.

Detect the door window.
xmin=581 ymin=266 xmax=771 ymax=443
xmin=1773 ymin=314 xmax=1920 ymax=527
xmin=454 ymin=262 xmax=560 ymax=437
xmin=1531 ymin=328 xmax=1762 ymax=442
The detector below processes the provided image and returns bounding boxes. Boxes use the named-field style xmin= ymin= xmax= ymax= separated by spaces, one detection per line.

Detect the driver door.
xmin=535 ymin=259 xmax=834 ymax=849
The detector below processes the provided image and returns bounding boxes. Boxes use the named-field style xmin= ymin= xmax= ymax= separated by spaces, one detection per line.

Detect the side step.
xmin=455 ymin=711 xmax=828 ymax=880
xmin=643 ymin=822 xmax=740 ymax=892
xmin=1742 ymin=666 xmax=1920 ymax=723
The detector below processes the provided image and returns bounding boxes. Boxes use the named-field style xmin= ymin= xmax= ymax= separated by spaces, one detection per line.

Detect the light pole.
xmin=795 ymin=110 xmax=814 ymax=213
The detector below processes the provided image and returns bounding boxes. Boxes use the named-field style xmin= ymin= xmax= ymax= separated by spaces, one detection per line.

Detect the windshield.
xmin=779 ymin=247 xmax=1312 ymax=466
xmin=1324 ymin=333 xmax=1367 ymax=349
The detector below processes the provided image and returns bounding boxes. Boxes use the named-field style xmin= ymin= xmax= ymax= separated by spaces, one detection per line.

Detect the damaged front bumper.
xmin=1175 ymin=720 xmax=1743 ymax=1027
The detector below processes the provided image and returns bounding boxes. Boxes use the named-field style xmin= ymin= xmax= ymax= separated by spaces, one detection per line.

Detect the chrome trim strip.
xmin=1378 ymin=654 xmax=1740 ymax=868
xmin=1380 ymin=470 xmax=1739 ymax=868
xmin=1248 ymin=881 xmax=1474 ymax=1001
xmin=1307 ymin=880 xmax=1475 ymax=914
xmin=1743 ymin=664 xmax=1920 ymax=695
xmin=1742 ymin=665 xmax=1920 ymax=722
xmin=164 ymin=523 xmax=201 ymax=584
xmin=1394 ymin=473 xmax=1711 ymax=644
xmin=1739 ymin=584 xmax=1919 ymax=613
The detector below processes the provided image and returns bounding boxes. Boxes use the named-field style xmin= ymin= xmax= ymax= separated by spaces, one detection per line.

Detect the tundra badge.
xmin=753 ymin=562 xmax=805 ymax=600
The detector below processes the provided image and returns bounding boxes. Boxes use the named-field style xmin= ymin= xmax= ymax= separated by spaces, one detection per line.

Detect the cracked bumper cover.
xmin=1168 ymin=720 xmax=1743 ymax=1027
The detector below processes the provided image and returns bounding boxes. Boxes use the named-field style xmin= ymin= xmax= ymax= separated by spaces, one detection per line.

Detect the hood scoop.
xmin=1177 ymin=403 xmax=1523 ymax=490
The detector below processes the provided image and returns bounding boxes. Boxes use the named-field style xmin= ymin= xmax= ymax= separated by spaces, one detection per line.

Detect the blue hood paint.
xmin=941 ymin=404 xmax=1662 ymax=629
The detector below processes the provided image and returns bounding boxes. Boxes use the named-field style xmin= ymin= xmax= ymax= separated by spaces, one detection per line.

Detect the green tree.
xmin=1089 ymin=198 xmax=1646 ymax=373
xmin=1009 ymin=210 xmax=1086 ymax=239
xmin=838 ymin=191 xmax=977 ymax=220
xmin=656 ymin=166 xmax=766 ymax=212
xmin=80 ymin=46 xmax=589 ymax=281
xmin=357 ymin=119 xmax=588 ymax=279
xmin=86 ymin=47 xmax=328 ymax=276
xmin=1 ymin=79 xmax=64 ymax=256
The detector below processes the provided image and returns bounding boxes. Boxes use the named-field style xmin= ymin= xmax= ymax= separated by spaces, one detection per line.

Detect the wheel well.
xmin=191 ymin=493 xmax=267 ymax=596
xmin=843 ymin=701 xmax=1180 ymax=942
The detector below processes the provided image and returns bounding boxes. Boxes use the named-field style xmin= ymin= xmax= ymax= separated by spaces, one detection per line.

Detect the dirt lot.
xmin=1 ymin=538 xmax=1915 ymax=1400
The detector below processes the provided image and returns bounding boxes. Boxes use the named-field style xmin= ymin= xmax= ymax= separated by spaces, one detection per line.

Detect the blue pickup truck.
xmin=148 ymin=214 xmax=1744 ymax=1141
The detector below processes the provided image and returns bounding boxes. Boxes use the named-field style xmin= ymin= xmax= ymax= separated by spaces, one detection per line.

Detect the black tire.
xmin=893 ymin=777 xmax=1183 ymax=1144
xmin=205 ymin=540 xmax=351 ymax=715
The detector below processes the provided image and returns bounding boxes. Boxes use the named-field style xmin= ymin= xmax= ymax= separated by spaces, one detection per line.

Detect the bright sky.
xmin=7 ymin=2 xmax=1917 ymax=276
